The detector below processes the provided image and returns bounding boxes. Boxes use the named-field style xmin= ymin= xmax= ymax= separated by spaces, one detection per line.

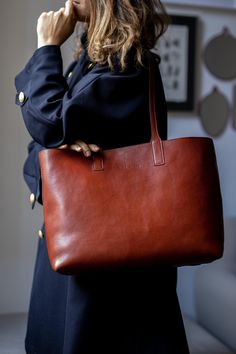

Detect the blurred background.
xmin=0 ymin=0 xmax=235 ymax=353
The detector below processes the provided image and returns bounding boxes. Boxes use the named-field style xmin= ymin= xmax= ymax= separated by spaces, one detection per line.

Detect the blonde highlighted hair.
xmin=74 ymin=0 xmax=170 ymax=72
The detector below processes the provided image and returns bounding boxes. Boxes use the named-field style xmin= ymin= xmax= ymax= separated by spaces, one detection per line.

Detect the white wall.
xmin=0 ymin=0 xmax=74 ymax=314
xmin=0 ymin=1 xmax=235 ymax=316
xmin=163 ymin=4 xmax=236 ymax=318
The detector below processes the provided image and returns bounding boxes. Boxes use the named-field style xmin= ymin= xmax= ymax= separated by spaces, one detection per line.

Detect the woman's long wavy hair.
xmin=74 ymin=0 xmax=170 ymax=72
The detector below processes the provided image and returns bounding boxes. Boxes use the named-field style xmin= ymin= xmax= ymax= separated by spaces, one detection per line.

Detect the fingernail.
xmin=85 ymin=151 xmax=91 ymax=157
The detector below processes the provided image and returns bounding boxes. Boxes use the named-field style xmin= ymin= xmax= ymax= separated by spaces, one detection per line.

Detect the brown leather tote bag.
xmin=39 ymin=54 xmax=224 ymax=275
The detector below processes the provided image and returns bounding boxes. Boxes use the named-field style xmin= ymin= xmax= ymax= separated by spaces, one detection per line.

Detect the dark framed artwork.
xmin=152 ymin=15 xmax=197 ymax=112
xmin=162 ymin=0 xmax=236 ymax=10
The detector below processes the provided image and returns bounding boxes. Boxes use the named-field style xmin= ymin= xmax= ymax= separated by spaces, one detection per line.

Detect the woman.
xmin=15 ymin=0 xmax=190 ymax=353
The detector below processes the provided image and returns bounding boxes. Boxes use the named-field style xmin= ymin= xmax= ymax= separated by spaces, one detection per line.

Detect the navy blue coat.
xmin=15 ymin=34 xmax=189 ymax=354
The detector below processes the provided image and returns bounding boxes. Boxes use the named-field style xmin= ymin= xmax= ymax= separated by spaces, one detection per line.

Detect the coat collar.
xmin=80 ymin=31 xmax=88 ymax=49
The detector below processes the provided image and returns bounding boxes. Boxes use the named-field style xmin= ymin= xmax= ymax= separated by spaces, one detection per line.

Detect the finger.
xmin=76 ymin=141 xmax=92 ymax=157
xmin=68 ymin=144 xmax=82 ymax=152
xmin=54 ymin=7 xmax=64 ymax=15
xmin=88 ymin=144 xmax=100 ymax=152
xmin=58 ymin=144 xmax=68 ymax=149
xmin=66 ymin=0 xmax=76 ymax=18
xmin=39 ymin=11 xmax=47 ymax=18
xmin=64 ymin=0 xmax=72 ymax=16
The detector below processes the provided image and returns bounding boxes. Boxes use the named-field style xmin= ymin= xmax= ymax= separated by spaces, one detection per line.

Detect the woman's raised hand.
xmin=37 ymin=0 xmax=77 ymax=48
xmin=58 ymin=140 xmax=101 ymax=157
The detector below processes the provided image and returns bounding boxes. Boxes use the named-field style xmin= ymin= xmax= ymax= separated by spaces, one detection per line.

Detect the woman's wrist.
xmin=37 ymin=40 xmax=61 ymax=49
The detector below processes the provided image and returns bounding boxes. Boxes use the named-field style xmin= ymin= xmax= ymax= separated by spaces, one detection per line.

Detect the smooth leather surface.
xmin=39 ymin=54 xmax=224 ymax=274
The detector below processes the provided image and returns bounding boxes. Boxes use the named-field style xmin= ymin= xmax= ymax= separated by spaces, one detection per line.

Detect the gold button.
xmin=29 ymin=193 xmax=35 ymax=205
xmin=19 ymin=91 xmax=25 ymax=104
xmin=68 ymin=71 xmax=73 ymax=78
xmin=38 ymin=229 xmax=44 ymax=239
xmin=87 ymin=62 xmax=94 ymax=69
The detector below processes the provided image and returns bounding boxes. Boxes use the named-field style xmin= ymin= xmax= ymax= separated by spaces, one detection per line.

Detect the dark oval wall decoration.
xmin=204 ymin=28 xmax=236 ymax=80
xmin=199 ymin=87 xmax=229 ymax=137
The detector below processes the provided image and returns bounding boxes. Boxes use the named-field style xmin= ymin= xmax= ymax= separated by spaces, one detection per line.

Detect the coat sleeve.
xmin=23 ymin=139 xmax=44 ymax=207
xmin=14 ymin=45 xmax=152 ymax=149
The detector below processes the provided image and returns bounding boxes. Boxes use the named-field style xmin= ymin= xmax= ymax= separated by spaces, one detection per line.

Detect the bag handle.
xmin=149 ymin=53 xmax=161 ymax=141
xmin=92 ymin=52 xmax=165 ymax=171
xmin=148 ymin=52 xmax=165 ymax=165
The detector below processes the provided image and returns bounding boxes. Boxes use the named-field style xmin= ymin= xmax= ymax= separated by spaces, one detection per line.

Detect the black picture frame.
xmin=152 ymin=15 xmax=197 ymax=112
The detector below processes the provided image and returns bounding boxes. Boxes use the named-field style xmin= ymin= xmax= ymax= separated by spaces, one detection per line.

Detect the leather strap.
xmin=149 ymin=53 xmax=161 ymax=141
xmin=148 ymin=53 xmax=164 ymax=165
